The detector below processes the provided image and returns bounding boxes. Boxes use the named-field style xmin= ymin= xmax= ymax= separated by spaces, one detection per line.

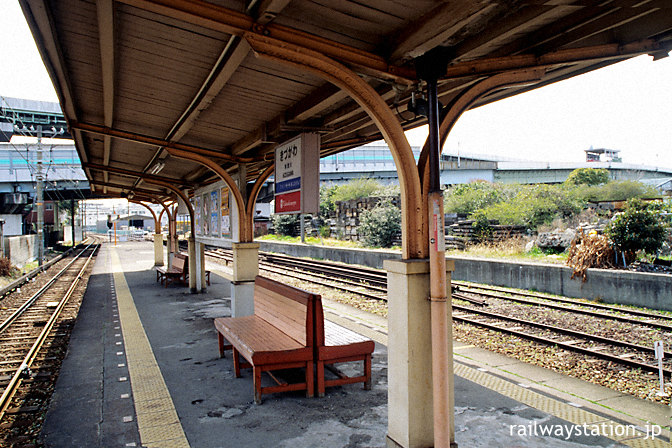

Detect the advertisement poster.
xmin=194 ymin=196 xmax=201 ymax=235
xmin=221 ymin=186 xmax=231 ymax=238
xmin=210 ymin=190 xmax=219 ymax=236
xmin=202 ymin=194 xmax=210 ymax=235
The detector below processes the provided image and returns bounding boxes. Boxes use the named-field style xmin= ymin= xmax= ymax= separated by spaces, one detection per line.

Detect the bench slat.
xmin=255 ymin=290 xmax=309 ymax=346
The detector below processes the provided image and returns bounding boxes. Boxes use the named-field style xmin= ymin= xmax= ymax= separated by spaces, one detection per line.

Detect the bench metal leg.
xmin=306 ymin=361 xmax=314 ymax=399
xmin=233 ymin=348 xmax=242 ymax=378
xmin=364 ymin=354 xmax=372 ymax=390
xmin=316 ymin=360 xmax=325 ymax=398
xmin=218 ymin=334 xmax=226 ymax=358
xmin=254 ymin=367 xmax=262 ymax=405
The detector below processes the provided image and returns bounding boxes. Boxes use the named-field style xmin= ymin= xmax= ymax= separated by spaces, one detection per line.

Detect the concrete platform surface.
xmin=40 ymin=241 xmax=670 ymax=448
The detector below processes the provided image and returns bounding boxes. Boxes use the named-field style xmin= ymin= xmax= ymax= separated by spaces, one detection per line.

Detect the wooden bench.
xmin=156 ymin=253 xmax=188 ymax=287
xmin=214 ymin=276 xmax=318 ymax=404
xmin=156 ymin=253 xmax=211 ymax=287
xmin=314 ymin=300 xmax=375 ymax=397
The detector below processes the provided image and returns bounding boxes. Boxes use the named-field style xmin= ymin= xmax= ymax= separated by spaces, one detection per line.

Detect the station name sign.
xmin=274 ymin=133 xmax=320 ymax=215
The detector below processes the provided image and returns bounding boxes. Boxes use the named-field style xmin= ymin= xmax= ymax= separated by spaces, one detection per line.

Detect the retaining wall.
xmin=258 ymin=241 xmax=672 ymax=312
xmin=6 ymin=235 xmax=39 ymax=268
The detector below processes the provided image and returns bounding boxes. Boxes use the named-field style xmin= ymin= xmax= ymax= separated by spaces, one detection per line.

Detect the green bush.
xmin=331 ymin=178 xmax=382 ymax=203
xmin=359 ymin=198 xmax=401 ymax=248
xmin=271 ymin=214 xmax=299 ymax=236
xmin=479 ymin=184 xmax=584 ymax=228
xmin=471 ymin=210 xmax=493 ymax=242
xmin=319 ymin=184 xmax=338 ymax=219
xmin=579 ymin=180 xmax=661 ymax=202
xmin=565 ymin=168 xmax=610 ymax=186
xmin=605 ymin=199 xmax=668 ymax=256
xmin=444 ymin=181 xmax=505 ymax=215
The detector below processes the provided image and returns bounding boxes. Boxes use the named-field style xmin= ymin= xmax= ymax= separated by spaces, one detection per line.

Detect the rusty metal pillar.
xmin=416 ymin=49 xmax=455 ymax=448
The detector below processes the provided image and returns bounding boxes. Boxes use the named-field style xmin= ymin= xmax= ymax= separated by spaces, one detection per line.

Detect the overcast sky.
xmin=3 ymin=1 xmax=671 ymax=169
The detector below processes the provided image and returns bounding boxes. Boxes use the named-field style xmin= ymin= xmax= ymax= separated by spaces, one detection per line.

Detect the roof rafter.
xmin=115 ymin=0 xmax=416 ymax=83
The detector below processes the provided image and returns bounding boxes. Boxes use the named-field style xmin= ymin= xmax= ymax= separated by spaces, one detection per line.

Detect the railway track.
xmin=0 ymin=240 xmax=99 ymax=432
xmin=204 ymin=248 xmax=672 ymax=382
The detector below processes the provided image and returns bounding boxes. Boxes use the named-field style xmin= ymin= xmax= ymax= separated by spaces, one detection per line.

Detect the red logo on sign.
xmin=275 ymin=191 xmax=301 ymax=214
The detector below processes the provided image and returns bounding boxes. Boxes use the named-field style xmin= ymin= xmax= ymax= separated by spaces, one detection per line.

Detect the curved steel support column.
xmin=130 ymin=199 xmax=164 ymax=266
xmin=418 ymin=69 xmax=545 ymax=192
xmin=245 ymin=166 xmax=274 ymax=237
xmin=164 ymin=147 xmax=252 ymax=242
xmin=244 ymin=32 xmax=425 ymax=259
xmin=129 ymin=200 xmax=159 ymax=231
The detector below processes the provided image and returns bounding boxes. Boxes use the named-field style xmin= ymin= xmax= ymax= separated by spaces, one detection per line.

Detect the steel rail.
xmin=208 ymin=248 xmax=389 ymax=293
xmin=0 ymin=244 xmax=99 ymax=420
xmin=452 ymin=299 xmax=672 ymax=359
xmin=0 ymin=241 xmax=99 ymax=334
xmin=453 ymin=281 xmax=672 ymax=322
xmin=455 ymin=286 xmax=672 ymax=332
xmin=452 ymin=311 xmax=672 ymax=376
xmin=260 ymin=253 xmax=386 ymax=286
xmin=205 ymin=249 xmax=387 ymax=300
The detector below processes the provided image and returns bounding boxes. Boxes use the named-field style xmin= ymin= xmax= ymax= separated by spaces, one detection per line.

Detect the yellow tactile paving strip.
xmin=328 ymin=306 xmax=669 ymax=447
xmin=111 ymin=248 xmax=191 ymax=448
xmin=454 ymin=362 xmax=668 ymax=447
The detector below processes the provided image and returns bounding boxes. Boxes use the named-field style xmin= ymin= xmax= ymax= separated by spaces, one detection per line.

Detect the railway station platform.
xmin=41 ymin=240 xmax=669 ymax=448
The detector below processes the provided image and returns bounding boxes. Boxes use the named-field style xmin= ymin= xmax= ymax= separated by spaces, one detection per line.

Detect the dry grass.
xmin=566 ymin=230 xmax=615 ymax=280
xmin=447 ymin=237 xmax=568 ymax=264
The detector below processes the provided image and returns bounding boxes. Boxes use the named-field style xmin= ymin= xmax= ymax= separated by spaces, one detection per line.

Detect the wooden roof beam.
xmin=229 ymin=83 xmax=348 ymax=157
xmin=96 ymin=0 xmax=115 ymax=195
xmin=285 ymin=83 xmax=349 ymax=124
xmin=535 ymin=3 xmax=661 ymax=52
xmin=451 ymin=4 xmax=569 ymax=61
xmin=442 ymin=38 xmax=668 ymax=78
xmin=491 ymin=1 xmax=638 ymax=58
xmin=248 ymin=0 xmax=292 ymax=25
xmin=97 ymin=0 xmax=115 ymax=129
xmin=167 ymin=37 xmax=251 ymax=143
xmin=390 ymin=1 xmax=499 ymax=63
xmin=70 ymin=121 xmax=258 ymax=163
xmin=115 ymin=0 xmax=415 ymax=83
xmin=83 ymin=162 xmax=191 ymax=187
xmin=88 ymin=180 xmax=169 ymax=198
xmin=231 ymin=123 xmax=275 ymax=156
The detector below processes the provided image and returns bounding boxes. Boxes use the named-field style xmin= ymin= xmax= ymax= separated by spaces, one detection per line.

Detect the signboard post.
xmin=274 ymin=133 xmax=319 ymax=215
xmin=654 ymin=340 xmax=666 ymax=396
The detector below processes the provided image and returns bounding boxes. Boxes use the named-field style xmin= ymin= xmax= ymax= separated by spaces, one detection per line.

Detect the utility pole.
xmin=36 ymin=126 xmax=44 ymax=266
xmin=70 ymin=199 xmax=76 ymax=247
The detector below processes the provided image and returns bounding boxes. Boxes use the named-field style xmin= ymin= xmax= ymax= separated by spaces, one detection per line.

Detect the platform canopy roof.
xmin=20 ymin=0 xmax=672 ymax=203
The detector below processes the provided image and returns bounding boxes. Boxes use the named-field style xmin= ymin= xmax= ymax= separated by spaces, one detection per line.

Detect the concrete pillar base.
xmin=153 ymin=233 xmax=164 ymax=266
xmin=199 ymin=242 xmax=206 ymax=293
xmin=385 ymin=259 xmax=433 ymax=448
xmin=384 ymin=258 xmax=456 ymax=448
xmin=188 ymin=237 xmax=197 ymax=294
xmin=231 ymin=281 xmax=255 ymax=317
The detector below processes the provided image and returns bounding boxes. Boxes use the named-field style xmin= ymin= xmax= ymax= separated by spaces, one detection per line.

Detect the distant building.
xmin=585 ymin=147 xmax=622 ymax=163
